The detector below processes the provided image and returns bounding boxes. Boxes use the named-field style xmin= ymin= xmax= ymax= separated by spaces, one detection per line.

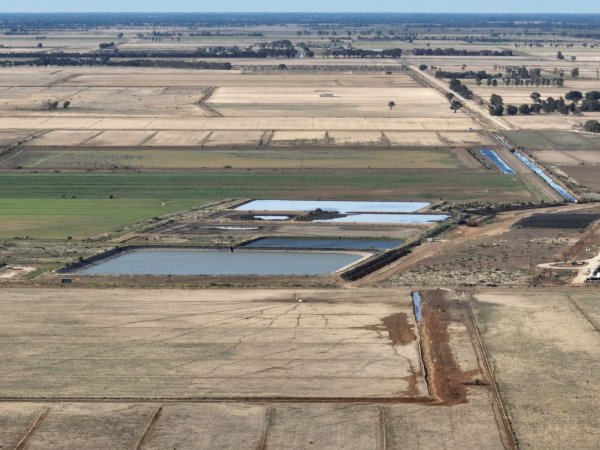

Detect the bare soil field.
xmin=0 ymin=288 xmax=511 ymax=449
xmin=0 ymin=289 xmax=426 ymax=398
xmin=471 ymin=289 xmax=600 ymax=450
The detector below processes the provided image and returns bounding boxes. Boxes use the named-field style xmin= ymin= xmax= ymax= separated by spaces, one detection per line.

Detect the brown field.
xmin=559 ymin=165 xmax=600 ymax=191
xmin=533 ymin=149 xmax=600 ymax=165
xmin=0 ymin=288 xmax=511 ymax=449
xmin=471 ymin=289 xmax=600 ymax=450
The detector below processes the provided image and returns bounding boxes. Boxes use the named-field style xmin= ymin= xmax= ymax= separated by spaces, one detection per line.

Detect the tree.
xmin=530 ymin=103 xmax=542 ymax=114
xmin=450 ymin=100 xmax=463 ymax=113
xmin=489 ymin=95 xmax=505 ymax=116
xmin=519 ymin=104 xmax=531 ymax=114
xmin=490 ymin=94 xmax=504 ymax=107
xmin=419 ymin=64 xmax=428 ymax=71
xmin=506 ymin=105 xmax=518 ymax=115
xmin=445 ymin=93 xmax=455 ymax=101
xmin=584 ymin=120 xmax=600 ymax=133
xmin=571 ymin=68 xmax=580 ymax=79
xmin=63 ymin=101 xmax=71 ymax=109
xmin=530 ymin=92 xmax=542 ymax=103
xmin=557 ymin=51 xmax=565 ymax=60
xmin=42 ymin=100 xmax=59 ymax=110
xmin=489 ymin=104 xmax=504 ymax=116
xmin=571 ymin=56 xmax=577 ymax=62
xmin=388 ymin=101 xmax=396 ymax=110
xmin=565 ymin=91 xmax=583 ymax=103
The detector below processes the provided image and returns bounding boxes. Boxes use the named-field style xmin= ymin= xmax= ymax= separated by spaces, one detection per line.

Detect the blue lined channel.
xmin=412 ymin=292 xmax=423 ymax=322
xmin=514 ymin=152 xmax=577 ymax=202
xmin=480 ymin=149 xmax=516 ymax=175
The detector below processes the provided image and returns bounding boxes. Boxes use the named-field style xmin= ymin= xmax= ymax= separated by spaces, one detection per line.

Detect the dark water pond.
xmin=244 ymin=237 xmax=402 ymax=250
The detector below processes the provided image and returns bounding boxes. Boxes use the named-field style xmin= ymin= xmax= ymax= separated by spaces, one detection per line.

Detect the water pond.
xmin=244 ymin=237 xmax=402 ymax=250
xmin=77 ymin=248 xmax=363 ymax=276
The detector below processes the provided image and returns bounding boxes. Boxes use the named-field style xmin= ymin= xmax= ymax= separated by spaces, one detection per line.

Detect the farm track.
xmin=405 ymin=62 xmax=513 ymax=131
xmin=197 ymin=86 xmax=223 ymax=117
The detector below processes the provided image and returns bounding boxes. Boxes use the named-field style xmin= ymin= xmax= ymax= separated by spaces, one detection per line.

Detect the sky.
xmin=1 ymin=1 xmax=599 ymax=14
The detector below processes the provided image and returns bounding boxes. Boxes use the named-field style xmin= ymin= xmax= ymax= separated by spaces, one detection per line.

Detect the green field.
xmin=0 ymin=171 xmax=537 ymax=239
xmin=0 ymin=199 xmax=198 ymax=240
xmin=504 ymin=131 xmax=600 ymax=150
xmin=2 ymin=148 xmax=464 ymax=170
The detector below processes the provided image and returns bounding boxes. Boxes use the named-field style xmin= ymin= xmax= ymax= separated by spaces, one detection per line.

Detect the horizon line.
xmin=1 ymin=11 xmax=599 ymax=15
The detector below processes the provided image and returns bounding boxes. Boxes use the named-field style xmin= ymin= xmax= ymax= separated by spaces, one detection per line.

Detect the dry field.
xmin=533 ymin=150 xmax=600 ymax=165
xmin=0 ymin=34 xmax=116 ymax=53
xmin=504 ymin=130 xmax=600 ymax=151
xmin=0 ymin=288 xmax=511 ymax=449
xmin=559 ymin=165 xmax=600 ymax=192
xmin=471 ymin=289 xmax=600 ymax=450
xmin=0 ymin=67 xmax=484 ymax=148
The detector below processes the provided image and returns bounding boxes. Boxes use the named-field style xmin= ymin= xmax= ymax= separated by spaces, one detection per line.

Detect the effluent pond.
xmin=75 ymin=248 xmax=365 ymax=276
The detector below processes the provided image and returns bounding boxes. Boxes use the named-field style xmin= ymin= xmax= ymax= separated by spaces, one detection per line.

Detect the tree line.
xmin=488 ymin=90 xmax=600 ymax=116
xmin=413 ymin=48 xmax=513 ymax=56
xmin=0 ymin=55 xmax=231 ymax=70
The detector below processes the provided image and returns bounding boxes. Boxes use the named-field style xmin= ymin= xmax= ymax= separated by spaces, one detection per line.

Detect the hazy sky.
xmin=1 ymin=1 xmax=599 ymax=14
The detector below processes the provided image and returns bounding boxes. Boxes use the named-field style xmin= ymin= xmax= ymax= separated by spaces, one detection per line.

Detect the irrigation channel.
xmin=513 ymin=152 xmax=577 ymax=202
xmin=493 ymin=133 xmax=577 ymax=202
xmin=480 ymin=149 xmax=516 ymax=175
